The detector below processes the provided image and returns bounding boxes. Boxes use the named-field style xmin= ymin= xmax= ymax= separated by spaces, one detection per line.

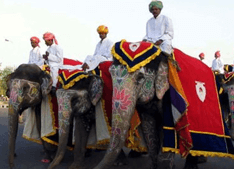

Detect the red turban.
xmin=30 ymin=36 xmax=40 ymax=47
xmin=199 ymin=53 xmax=205 ymax=59
xmin=43 ymin=32 xmax=58 ymax=45
xmin=215 ymin=51 xmax=220 ymax=57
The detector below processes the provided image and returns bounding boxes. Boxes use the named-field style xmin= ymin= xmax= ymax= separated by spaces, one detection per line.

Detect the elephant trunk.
xmin=48 ymin=90 xmax=73 ymax=169
xmin=47 ymin=123 xmax=71 ymax=169
xmin=94 ymin=93 xmax=137 ymax=169
xmin=8 ymin=104 xmax=19 ymax=169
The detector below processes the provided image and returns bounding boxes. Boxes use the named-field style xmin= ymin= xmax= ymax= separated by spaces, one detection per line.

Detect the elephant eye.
xmin=136 ymin=73 xmax=145 ymax=85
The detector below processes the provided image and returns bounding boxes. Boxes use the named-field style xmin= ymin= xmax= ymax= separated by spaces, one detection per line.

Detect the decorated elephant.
xmin=7 ymin=64 xmax=56 ymax=168
xmin=48 ymin=61 xmax=147 ymax=169
xmin=93 ymin=40 xmax=234 ymax=169
xmin=47 ymin=70 xmax=104 ymax=169
xmin=215 ymin=71 xmax=234 ymax=139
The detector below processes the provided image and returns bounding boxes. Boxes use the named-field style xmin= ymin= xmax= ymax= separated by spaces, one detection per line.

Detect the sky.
xmin=1 ymin=0 xmax=234 ymax=69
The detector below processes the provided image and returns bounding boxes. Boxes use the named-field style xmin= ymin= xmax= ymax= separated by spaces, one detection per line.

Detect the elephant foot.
xmin=128 ymin=150 xmax=145 ymax=158
xmin=197 ymin=156 xmax=207 ymax=164
xmin=113 ymin=149 xmax=128 ymax=166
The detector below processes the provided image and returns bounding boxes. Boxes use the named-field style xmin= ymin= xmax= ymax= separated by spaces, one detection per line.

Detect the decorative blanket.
xmin=224 ymin=72 xmax=234 ymax=84
xmin=23 ymin=95 xmax=59 ymax=145
xmin=224 ymin=64 xmax=233 ymax=73
xmin=163 ymin=48 xmax=234 ymax=159
xmin=111 ymin=39 xmax=161 ymax=72
xmin=58 ymin=70 xmax=88 ymax=89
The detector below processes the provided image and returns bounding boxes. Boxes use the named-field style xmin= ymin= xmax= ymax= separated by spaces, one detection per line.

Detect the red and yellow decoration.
xmin=111 ymin=39 xmax=161 ymax=72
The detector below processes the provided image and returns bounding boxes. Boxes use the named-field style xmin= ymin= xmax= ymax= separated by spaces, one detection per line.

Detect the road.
xmin=0 ymin=108 xmax=234 ymax=169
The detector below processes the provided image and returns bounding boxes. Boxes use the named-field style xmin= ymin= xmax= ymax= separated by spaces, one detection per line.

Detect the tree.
xmin=0 ymin=66 xmax=14 ymax=96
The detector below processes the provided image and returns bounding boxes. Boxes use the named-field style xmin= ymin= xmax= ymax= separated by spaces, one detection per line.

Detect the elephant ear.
xmin=40 ymin=71 xmax=53 ymax=97
xmin=155 ymin=60 xmax=169 ymax=100
xmin=88 ymin=75 xmax=104 ymax=106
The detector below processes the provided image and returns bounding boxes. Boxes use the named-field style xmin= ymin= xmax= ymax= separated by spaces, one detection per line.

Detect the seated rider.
xmin=28 ymin=36 xmax=44 ymax=67
xmin=211 ymin=51 xmax=224 ymax=74
xmin=143 ymin=0 xmax=174 ymax=54
xmin=42 ymin=32 xmax=63 ymax=95
xmin=82 ymin=25 xmax=114 ymax=71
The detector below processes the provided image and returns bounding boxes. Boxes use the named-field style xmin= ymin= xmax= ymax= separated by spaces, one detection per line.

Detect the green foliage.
xmin=0 ymin=66 xmax=14 ymax=96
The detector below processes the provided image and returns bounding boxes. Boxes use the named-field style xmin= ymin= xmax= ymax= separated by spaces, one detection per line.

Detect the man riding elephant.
xmin=143 ymin=0 xmax=174 ymax=55
xmin=43 ymin=32 xmax=63 ymax=96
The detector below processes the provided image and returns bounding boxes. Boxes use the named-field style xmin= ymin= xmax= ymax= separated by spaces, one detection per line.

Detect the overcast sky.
xmin=1 ymin=0 xmax=234 ymax=69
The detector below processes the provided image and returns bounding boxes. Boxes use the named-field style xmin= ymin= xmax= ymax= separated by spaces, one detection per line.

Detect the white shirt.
xmin=212 ymin=58 xmax=224 ymax=73
xmin=46 ymin=44 xmax=63 ymax=68
xmin=28 ymin=46 xmax=44 ymax=66
xmin=143 ymin=15 xmax=174 ymax=43
xmin=84 ymin=38 xmax=113 ymax=71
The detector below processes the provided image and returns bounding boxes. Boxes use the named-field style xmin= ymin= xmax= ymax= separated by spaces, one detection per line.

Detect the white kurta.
xmin=28 ymin=46 xmax=44 ymax=67
xmin=84 ymin=38 xmax=113 ymax=71
xmin=211 ymin=58 xmax=224 ymax=73
xmin=46 ymin=44 xmax=63 ymax=87
xmin=143 ymin=14 xmax=174 ymax=54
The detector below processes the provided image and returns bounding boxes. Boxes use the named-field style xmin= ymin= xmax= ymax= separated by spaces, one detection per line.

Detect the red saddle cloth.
xmin=164 ymin=48 xmax=234 ymax=159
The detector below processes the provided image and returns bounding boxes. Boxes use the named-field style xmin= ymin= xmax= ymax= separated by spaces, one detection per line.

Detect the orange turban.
xmin=30 ymin=36 xmax=40 ymax=47
xmin=199 ymin=53 xmax=205 ymax=59
xmin=97 ymin=25 xmax=109 ymax=34
xmin=215 ymin=51 xmax=220 ymax=57
xmin=43 ymin=32 xmax=58 ymax=45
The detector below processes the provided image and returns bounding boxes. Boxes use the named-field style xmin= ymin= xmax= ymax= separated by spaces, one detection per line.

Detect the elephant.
xmin=92 ymin=50 xmax=177 ymax=169
xmin=48 ymin=62 xmax=140 ymax=169
xmin=47 ymin=72 xmax=104 ymax=169
xmin=6 ymin=64 xmax=56 ymax=168
xmin=215 ymin=73 xmax=234 ymax=140
xmin=92 ymin=40 xmax=232 ymax=169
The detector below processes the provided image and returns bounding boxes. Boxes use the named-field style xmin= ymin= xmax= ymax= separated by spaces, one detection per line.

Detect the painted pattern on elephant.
xmin=9 ymin=79 xmax=40 ymax=111
xmin=57 ymin=89 xmax=73 ymax=135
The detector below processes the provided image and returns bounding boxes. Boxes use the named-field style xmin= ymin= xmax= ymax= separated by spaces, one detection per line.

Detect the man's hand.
xmin=155 ymin=40 xmax=163 ymax=46
xmin=43 ymin=52 xmax=49 ymax=60
xmin=82 ymin=63 xmax=89 ymax=71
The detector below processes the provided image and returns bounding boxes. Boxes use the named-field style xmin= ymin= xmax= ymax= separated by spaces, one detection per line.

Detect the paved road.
xmin=1 ymin=108 xmax=234 ymax=169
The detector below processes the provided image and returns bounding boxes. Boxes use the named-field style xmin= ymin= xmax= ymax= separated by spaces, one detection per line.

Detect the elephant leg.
xmin=69 ymin=116 xmax=90 ymax=169
xmin=183 ymin=154 xmax=199 ymax=169
xmin=140 ymin=112 xmax=161 ymax=169
xmin=157 ymin=151 xmax=175 ymax=169
xmin=137 ymin=98 xmax=165 ymax=169
xmin=8 ymin=106 xmax=19 ymax=169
